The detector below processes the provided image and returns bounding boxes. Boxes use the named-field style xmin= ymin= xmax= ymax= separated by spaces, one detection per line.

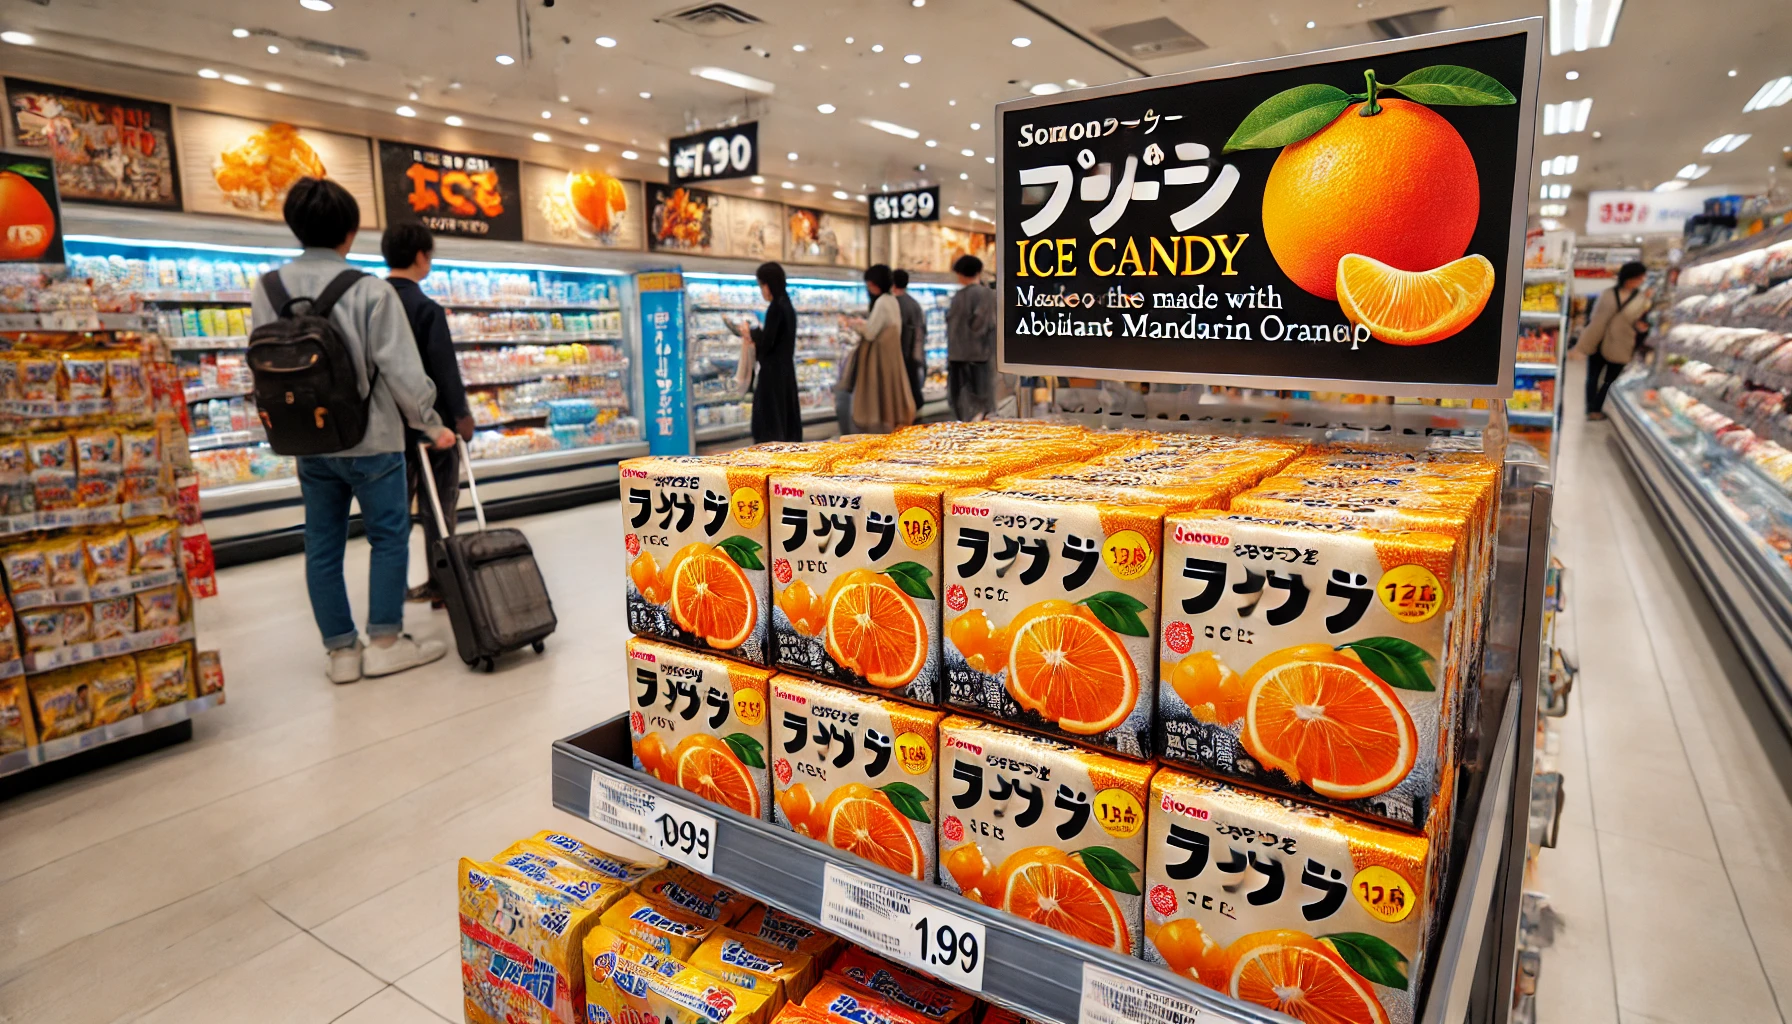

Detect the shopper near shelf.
xmin=1571 ymin=260 xmax=1651 ymax=421
xmin=252 ymin=178 xmax=456 ymax=684
xmin=381 ymin=222 xmax=476 ymax=606
xmin=891 ymin=269 xmax=926 ymax=407
xmin=732 ymin=261 xmax=803 ymax=443
xmin=945 ymin=255 xmax=997 ymax=421
xmin=841 ymin=264 xmax=917 ymax=434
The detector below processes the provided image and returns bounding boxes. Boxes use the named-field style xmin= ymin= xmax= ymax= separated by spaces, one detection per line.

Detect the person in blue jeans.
xmin=251 ymin=178 xmax=456 ymax=683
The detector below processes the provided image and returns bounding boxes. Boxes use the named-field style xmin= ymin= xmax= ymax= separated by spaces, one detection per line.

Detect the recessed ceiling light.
xmin=0 ymin=30 xmax=34 ymax=46
xmin=1011 ymin=37 xmax=1031 ymax=47
xmin=533 ymin=132 xmax=552 ymax=142
xmin=541 ymin=111 xmax=552 ymax=118
xmin=265 ymin=83 xmax=284 ymax=92
xmin=396 ymin=105 xmax=417 ymax=117
xmin=903 ymin=53 xmax=921 ymax=64
xmin=1592 ymin=130 xmax=1602 ymax=138
xmin=985 ymin=156 xmax=994 ymax=164
xmin=1540 ymin=203 xmax=1569 ymax=216
xmin=445 ymin=115 xmax=464 ymax=126
xmin=871 ymin=44 xmax=883 ymax=53
xmin=925 ymin=139 xmax=937 ymax=147
xmin=1565 ymin=70 xmax=1579 ymax=80
xmin=751 ymin=175 xmax=766 ymax=184
xmin=299 ymin=0 xmax=333 ymax=10
xmin=793 ymin=44 xmax=806 ymax=52
xmin=578 ymin=116 xmax=590 ymax=125
xmin=959 ymin=172 xmax=968 ymax=180
xmin=912 ymin=0 xmax=924 ymax=6
xmin=960 ymin=148 xmax=974 ymax=157
xmin=585 ymin=143 xmax=600 ymax=152
xmin=1547 ymin=0 xmax=1623 ymax=55
xmin=861 ymin=118 xmax=920 ymax=139
xmin=817 ymin=103 xmax=836 ymax=114
xmin=496 ymin=54 xmax=515 ymax=65
xmin=855 ymin=194 xmax=867 ymax=201
xmin=899 ymin=82 xmax=910 ymax=89
xmin=1539 ymin=217 xmax=1561 ymax=230
xmin=408 ymin=91 xmax=420 ymax=101
xmin=558 ymin=95 xmax=570 ymax=103
xmin=970 ymin=122 xmax=980 ymax=130
xmin=781 ymin=181 xmax=796 ymax=189
xmin=621 ymin=149 xmax=638 ymax=159
xmin=844 ymin=36 xmax=854 ymax=44
xmin=197 ymin=68 xmax=222 ymax=79
xmin=1744 ymin=76 xmax=1792 ymax=112
xmin=1704 ymin=133 xmax=1752 ymax=153
xmin=658 ymin=156 xmax=670 ymax=167
xmin=1542 ymin=97 xmax=1592 ymax=134
xmin=223 ymin=73 xmax=251 ymax=86
xmin=1654 ymin=179 xmax=1688 ymax=192
xmin=801 ymin=183 xmax=816 ymax=192
xmin=917 ymin=163 xmax=926 ymax=171
xmin=266 ymin=44 xmax=280 ymax=54
xmin=232 ymin=27 xmax=249 ymax=38
xmin=690 ymin=66 xmax=777 ymax=92
xmin=948 ymin=206 xmax=961 ymax=215
xmin=1306 ymin=20 xmax=1316 ymax=28
xmin=1677 ymin=163 xmax=1711 ymax=179
xmin=596 ymin=36 xmax=617 ymax=48
xmin=949 ymin=99 xmax=957 ymax=106
xmin=1728 ymin=69 xmax=1738 ymax=77
xmin=787 ymin=152 xmax=800 ymax=162
xmin=1030 ymin=82 xmax=1064 ymax=95
xmin=639 ymin=91 xmax=651 ymax=99
xmin=833 ymin=190 xmax=849 ymax=199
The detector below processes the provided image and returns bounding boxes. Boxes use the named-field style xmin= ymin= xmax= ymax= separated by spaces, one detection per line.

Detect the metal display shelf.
xmin=0 ymin=692 xmax=223 ymax=778
xmin=1513 ymin=363 xmax=1557 ymax=375
xmin=0 ymin=311 xmax=151 ymax=331
xmin=1609 ymin=385 xmax=1792 ymax=732
xmin=552 ymin=462 xmax=1554 ymax=1024
xmin=1507 ymin=410 xmax=1554 ymax=426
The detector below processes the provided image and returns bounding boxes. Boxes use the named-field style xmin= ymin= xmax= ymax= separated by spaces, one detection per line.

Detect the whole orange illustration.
xmin=0 ymin=170 xmax=55 ymax=261
xmin=1261 ymin=99 xmax=1479 ymax=301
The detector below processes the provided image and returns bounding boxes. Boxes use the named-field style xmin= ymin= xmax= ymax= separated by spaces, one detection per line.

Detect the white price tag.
xmin=819 ymin=863 xmax=986 ymax=993
xmin=587 ymin=770 xmax=717 ymax=875
xmin=1078 ymin=964 xmax=1231 ymax=1024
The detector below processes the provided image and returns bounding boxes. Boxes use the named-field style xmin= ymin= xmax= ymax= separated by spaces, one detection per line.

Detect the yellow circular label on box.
xmin=732 ymin=688 xmax=765 ymax=726
xmin=1351 ymin=864 xmax=1418 ymax=923
xmin=898 ymin=507 xmax=938 ymax=550
xmin=894 ymin=733 xmax=933 ymax=775
xmin=1376 ymin=564 xmax=1444 ymax=623
xmin=1101 ymin=529 xmax=1154 ymax=581
xmin=731 ymin=487 xmax=765 ymax=530
xmin=1093 ymin=788 xmax=1144 ymax=838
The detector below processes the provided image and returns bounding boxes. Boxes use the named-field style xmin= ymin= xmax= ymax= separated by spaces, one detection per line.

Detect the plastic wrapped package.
xmin=134 ymin=644 xmax=194 ymax=709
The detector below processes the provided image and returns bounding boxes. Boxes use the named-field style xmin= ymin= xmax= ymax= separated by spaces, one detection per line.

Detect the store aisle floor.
xmin=0 ymin=503 xmax=637 ymax=1024
xmin=1537 ymin=362 xmax=1792 ymax=1024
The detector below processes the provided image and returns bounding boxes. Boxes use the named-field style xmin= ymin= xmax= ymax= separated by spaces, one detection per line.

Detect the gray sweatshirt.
xmin=250 ymin=248 xmax=444 ymax=457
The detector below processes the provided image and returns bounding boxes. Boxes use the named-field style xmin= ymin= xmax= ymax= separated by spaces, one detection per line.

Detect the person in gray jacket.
xmin=1570 ymin=260 xmax=1650 ymax=420
xmin=251 ymin=178 xmax=456 ymax=684
xmin=944 ymin=255 xmax=996 ymax=421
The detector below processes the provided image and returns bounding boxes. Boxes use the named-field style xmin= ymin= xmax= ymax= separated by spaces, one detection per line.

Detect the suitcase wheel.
xmin=482 ymin=657 xmax=497 ymax=673
xmin=532 ymin=640 xmax=546 ymax=654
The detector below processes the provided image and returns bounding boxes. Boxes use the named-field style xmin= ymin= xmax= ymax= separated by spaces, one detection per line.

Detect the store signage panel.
xmin=668 ymin=122 xmax=757 ymax=185
xmin=379 ymin=141 xmax=522 ymax=240
xmin=870 ymin=187 xmax=940 ymax=226
xmin=0 ymin=150 xmax=65 ymax=264
xmin=638 ymin=270 xmax=691 ymax=456
xmin=996 ymin=20 xmax=1541 ymax=397
xmin=5 ymin=79 xmax=181 ymax=209
xmin=787 ymin=206 xmax=868 ymax=267
xmin=647 ymin=184 xmax=783 ymax=260
xmin=177 ymin=110 xmax=377 ymax=228
xmin=1583 ymin=187 xmax=1730 ymax=237
xmin=520 ymin=163 xmax=644 ymax=249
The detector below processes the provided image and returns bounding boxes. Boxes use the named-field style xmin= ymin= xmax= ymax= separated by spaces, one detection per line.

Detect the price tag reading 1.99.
xmin=819 ymin=863 xmax=987 ymax=992
xmin=912 ymin=915 xmax=980 ymax=977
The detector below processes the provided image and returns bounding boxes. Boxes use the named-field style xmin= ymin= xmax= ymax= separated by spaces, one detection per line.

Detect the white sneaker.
xmin=327 ymin=643 xmax=363 ymax=684
xmin=362 ymin=634 xmax=448 ymax=677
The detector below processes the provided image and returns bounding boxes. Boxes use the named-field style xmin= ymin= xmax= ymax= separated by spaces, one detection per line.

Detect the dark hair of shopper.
xmin=381 ymin=222 xmax=435 ymax=270
xmin=1617 ymin=261 xmax=1647 ymax=287
xmin=864 ymin=263 xmax=893 ymax=299
xmin=755 ymin=260 xmax=787 ymax=297
xmin=953 ymin=254 xmax=983 ymax=278
xmin=892 ymin=268 xmax=910 ymax=289
xmin=283 ymin=177 xmax=361 ymax=249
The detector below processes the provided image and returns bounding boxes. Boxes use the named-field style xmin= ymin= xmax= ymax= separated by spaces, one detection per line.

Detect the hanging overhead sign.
xmin=996 ymin=20 xmax=1542 ymax=397
xmin=870 ymin=186 xmax=939 ymax=225
xmin=379 ymin=141 xmax=522 ymax=240
xmin=1583 ymin=187 xmax=1731 ymax=237
xmin=668 ymin=122 xmax=757 ymax=185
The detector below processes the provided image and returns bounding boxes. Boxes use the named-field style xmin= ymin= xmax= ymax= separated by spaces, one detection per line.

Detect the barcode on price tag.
xmin=587 ymin=770 xmax=717 ymax=875
xmin=1078 ymin=964 xmax=1231 ymax=1024
xmin=819 ymin=863 xmax=986 ymax=992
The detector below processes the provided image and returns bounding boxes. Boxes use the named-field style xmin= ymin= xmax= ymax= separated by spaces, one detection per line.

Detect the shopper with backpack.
xmin=249 ymin=177 xmax=456 ymax=684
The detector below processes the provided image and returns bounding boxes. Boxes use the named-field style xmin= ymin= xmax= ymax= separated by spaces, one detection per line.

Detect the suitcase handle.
xmin=417 ymin=437 xmax=487 ymax=534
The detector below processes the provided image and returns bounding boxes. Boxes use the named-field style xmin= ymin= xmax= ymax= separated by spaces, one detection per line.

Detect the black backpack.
xmin=248 ymin=269 xmax=378 ymax=456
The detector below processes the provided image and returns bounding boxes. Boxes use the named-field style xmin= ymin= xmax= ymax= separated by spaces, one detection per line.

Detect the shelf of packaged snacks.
xmin=22 ymin=621 xmax=195 ymax=674
xmin=0 ymin=501 xmax=172 ymax=544
xmin=166 ymin=335 xmax=248 ymax=351
xmin=1609 ymin=379 xmax=1792 ymax=733
xmin=0 ymin=312 xmax=152 ymax=332
xmin=440 ymin=301 xmax=621 ymax=312
xmin=0 ymin=691 xmax=224 ymax=779
xmin=188 ymin=429 xmax=267 ymax=451
xmin=553 ymin=450 xmax=1554 ymax=1024
xmin=12 ymin=568 xmax=181 ymax=611
xmin=454 ymin=332 xmax=624 ymax=345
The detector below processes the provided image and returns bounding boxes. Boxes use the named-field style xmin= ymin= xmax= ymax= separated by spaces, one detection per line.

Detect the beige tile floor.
xmin=1 ymin=385 xmax=1789 ymax=1022
xmin=1533 ymin=362 xmax=1792 ymax=1024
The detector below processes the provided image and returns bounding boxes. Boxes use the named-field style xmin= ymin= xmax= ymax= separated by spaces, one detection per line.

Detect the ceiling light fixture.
xmin=801 ymin=183 xmax=816 ymax=191
xmin=267 ymin=44 xmax=280 ymax=54
xmin=925 ymin=139 xmax=937 ymax=147
xmin=861 ymin=118 xmax=920 ymax=139
xmin=1677 ymin=163 xmax=1711 ymax=179
xmin=409 ymin=91 xmax=420 ymax=101
xmin=1540 ymin=154 xmax=1579 ymax=175
xmin=1542 ymin=98 xmax=1592 ymax=134
xmin=1539 ymin=183 xmax=1572 ymax=199
xmin=579 ymin=116 xmax=589 ymax=125
xmin=1030 ymin=82 xmax=1064 ymax=95
xmin=855 ymin=194 xmax=867 ymax=202
xmin=265 ymin=83 xmax=284 ymax=92
xmin=787 ymin=151 xmax=799 ymax=161
xmin=845 ymin=36 xmax=854 ymax=44
xmin=1547 ymin=0 xmax=1622 ymax=56
xmin=1654 ymin=179 xmax=1688 ymax=192
xmin=750 ymin=175 xmax=765 ymax=184
xmin=792 ymin=44 xmax=807 ymax=53
xmin=639 ymin=91 xmax=651 ymax=99
xmin=299 ymin=0 xmax=334 ymax=10
xmin=960 ymin=148 xmax=974 ymax=157
xmin=1540 ymin=217 xmax=1561 ymax=230
xmin=1744 ymin=76 xmax=1792 ymax=112
xmin=395 ymin=105 xmax=417 ymax=117
xmin=781 ymin=181 xmax=795 ymax=189
xmin=445 ymin=115 xmax=464 ymax=126
xmin=970 ymin=122 xmax=980 ymax=130
xmin=621 ymin=149 xmax=638 ymax=159
xmin=496 ymin=54 xmax=515 ymax=65
xmin=596 ymin=35 xmax=617 ymax=48
xmin=223 ymin=73 xmax=251 ymax=86
xmin=817 ymin=103 xmax=836 ymax=113
xmin=1011 ymin=37 xmax=1031 ymax=47
xmin=1565 ymin=70 xmax=1579 ymax=80
xmin=1306 ymin=20 xmax=1316 ymax=28
xmin=659 ymin=156 xmax=670 ymax=167
xmin=3 ymin=30 xmax=37 ymax=46
xmin=1728 ymin=69 xmax=1738 ymax=77
xmin=541 ymin=111 xmax=552 ymax=119
xmin=899 ymin=82 xmax=910 ymax=89
xmin=533 ymin=132 xmax=551 ymax=142
xmin=1704 ymin=133 xmax=1751 ymax=153
xmin=871 ymin=44 xmax=883 ymax=53
xmin=948 ymin=206 xmax=961 ymax=215
xmin=692 ymin=66 xmax=775 ymax=93
xmin=985 ymin=156 xmax=995 ymax=164
xmin=904 ymin=53 xmax=921 ymax=64
xmin=1592 ymin=130 xmax=1602 ymax=138
xmin=959 ymin=172 xmax=968 ymax=180
xmin=232 ymin=27 xmax=249 ymax=38
xmin=912 ymin=0 xmax=924 ymax=6
xmin=197 ymin=68 xmax=220 ymax=78
xmin=1540 ymin=203 xmax=1569 ymax=216
xmin=585 ymin=143 xmax=600 ymax=152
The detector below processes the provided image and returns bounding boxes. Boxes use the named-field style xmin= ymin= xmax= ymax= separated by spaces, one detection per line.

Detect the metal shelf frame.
xmin=552 ymin=460 xmax=1554 ymax=1024
xmin=1 ymin=692 xmax=223 ymax=778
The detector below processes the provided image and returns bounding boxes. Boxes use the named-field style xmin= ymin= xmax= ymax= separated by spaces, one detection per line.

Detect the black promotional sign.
xmin=6 ymin=79 xmax=181 ymax=209
xmin=0 ymin=151 xmax=64 ymax=264
xmin=869 ymin=186 xmax=939 ymax=225
xmin=996 ymin=20 xmax=1541 ymax=396
xmin=669 ymin=122 xmax=757 ymax=185
xmin=379 ymin=140 xmax=522 ymax=240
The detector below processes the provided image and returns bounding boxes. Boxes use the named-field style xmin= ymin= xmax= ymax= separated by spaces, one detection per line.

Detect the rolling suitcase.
xmin=418 ymin=440 xmax=556 ymax=671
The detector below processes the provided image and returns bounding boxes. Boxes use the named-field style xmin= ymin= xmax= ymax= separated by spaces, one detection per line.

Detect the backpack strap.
xmin=260 ymin=270 xmax=294 ymax=318
xmin=310 ymin=270 xmax=366 ymax=319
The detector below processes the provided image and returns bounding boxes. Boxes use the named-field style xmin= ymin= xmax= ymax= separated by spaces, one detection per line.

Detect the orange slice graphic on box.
xmin=1239 ymin=645 xmax=1416 ymax=800
xmin=1225 ymin=929 xmax=1390 ymax=1024
xmin=824 ymin=570 xmax=926 ymax=687
xmin=823 ymin=783 xmax=924 ymax=880
xmin=994 ymin=847 xmax=1130 ymax=954
xmin=1006 ymin=601 xmax=1138 ymax=735
xmin=670 ymin=546 xmax=757 ymax=649
xmin=672 ymin=734 xmax=760 ymax=817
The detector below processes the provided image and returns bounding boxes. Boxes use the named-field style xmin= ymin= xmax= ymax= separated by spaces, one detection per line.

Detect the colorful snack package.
xmin=0 ymin=677 xmax=35 ymax=754
xmin=91 ymin=595 xmax=135 ymax=640
xmin=196 ymin=649 xmax=224 ymax=695
xmin=42 ymin=535 xmax=88 ymax=589
xmin=597 ymin=891 xmax=720 ymax=960
xmin=62 ymin=603 xmax=93 ymax=645
xmin=78 ymin=467 xmax=120 ymax=508
xmin=16 ymin=355 xmax=61 ymax=401
xmin=488 ymin=839 xmax=634 ymax=912
xmin=29 ymin=668 xmax=90 ymax=740
xmin=74 ymin=429 xmax=120 ymax=471
xmin=19 ymin=608 xmax=64 ymax=652
xmin=586 ymin=925 xmax=773 ymax=1024
xmin=0 ymin=592 xmax=18 ymax=662
xmin=120 ymin=429 xmax=160 ymax=471
xmin=824 ymin=948 xmax=975 ymax=1023
xmin=0 ymin=439 xmax=32 ymax=516
xmin=637 ymin=865 xmax=755 ymax=925
xmin=108 ymin=356 xmax=149 ymax=411
xmin=460 ymin=859 xmax=603 ymax=1024
xmin=63 ymin=352 xmax=109 ymax=400
xmin=27 ymin=433 xmax=73 ymax=472
xmin=135 ymin=585 xmax=181 ymax=631
xmin=523 ymin=830 xmax=662 ymax=885
xmin=732 ymin=904 xmax=839 ymax=960
xmin=89 ymin=656 xmax=139 ymax=726
xmin=31 ymin=469 xmax=76 ymax=511
xmin=84 ymin=529 xmax=131 ymax=583
xmin=801 ymin=979 xmax=934 ymax=1024
xmin=134 ymin=645 xmax=193 ymax=709
xmin=182 ymin=533 xmax=219 ymax=599
xmin=130 ymin=520 xmax=178 ymax=573
xmin=0 ymin=355 xmax=18 ymax=402
xmin=628 ymin=637 xmax=775 ymax=820
xmin=1 ymin=543 xmax=49 ymax=593
xmin=122 ymin=470 xmax=164 ymax=504
xmin=690 ymin=928 xmax=817 ymax=1008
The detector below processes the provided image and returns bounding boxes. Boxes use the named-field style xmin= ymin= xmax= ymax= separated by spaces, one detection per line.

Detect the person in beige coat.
xmin=842 ymin=264 xmax=917 ymax=433
xmin=1571 ymin=260 xmax=1650 ymax=420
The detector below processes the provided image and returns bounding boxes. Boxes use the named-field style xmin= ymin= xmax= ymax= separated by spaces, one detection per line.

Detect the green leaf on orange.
xmin=1223 ymin=83 xmax=1352 ymax=152
xmin=1383 ymin=65 xmax=1516 ymax=106
xmin=878 ymin=781 xmax=932 ymax=823
xmin=5 ymin=163 xmax=50 ymax=180
xmin=723 ymin=732 xmax=766 ymax=769
xmin=717 ymin=535 xmax=764 ymax=571
xmin=882 ymin=561 xmax=935 ymax=601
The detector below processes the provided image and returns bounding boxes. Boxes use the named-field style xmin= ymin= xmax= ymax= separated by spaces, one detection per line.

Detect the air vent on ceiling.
xmin=657 ymin=3 xmax=764 ymax=37
xmin=1368 ymin=6 xmax=1450 ymax=39
xmin=1095 ymin=18 xmax=1207 ymax=61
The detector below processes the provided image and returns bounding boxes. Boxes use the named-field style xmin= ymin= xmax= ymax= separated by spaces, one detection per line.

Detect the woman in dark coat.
xmin=736 ymin=261 xmax=804 ymax=442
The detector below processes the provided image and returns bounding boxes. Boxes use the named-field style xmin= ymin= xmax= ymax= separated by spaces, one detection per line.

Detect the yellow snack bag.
xmin=585 ymin=924 xmax=772 ymax=1024
xmin=42 ymin=534 xmax=87 ymax=589
xmin=690 ymin=928 xmax=816 ymax=1007
xmin=524 ymin=830 xmax=662 ymax=885
xmin=733 ymin=903 xmax=839 ymax=960
xmin=88 ymin=656 xmax=139 ymax=726
xmin=28 ymin=668 xmax=90 ymax=740
xmin=460 ymin=858 xmax=600 ymax=1024
xmin=637 ymin=865 xmax=755 ymax=925
xmin=134 ymin=644 xmax=194 ymax=710
xmin=489 ymin=840 xmax=633 ymax=913
xmin=0 ymin=676 xmax=37 ymax=754
xmin=599 ymin=891 xmax=721 ymax=960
